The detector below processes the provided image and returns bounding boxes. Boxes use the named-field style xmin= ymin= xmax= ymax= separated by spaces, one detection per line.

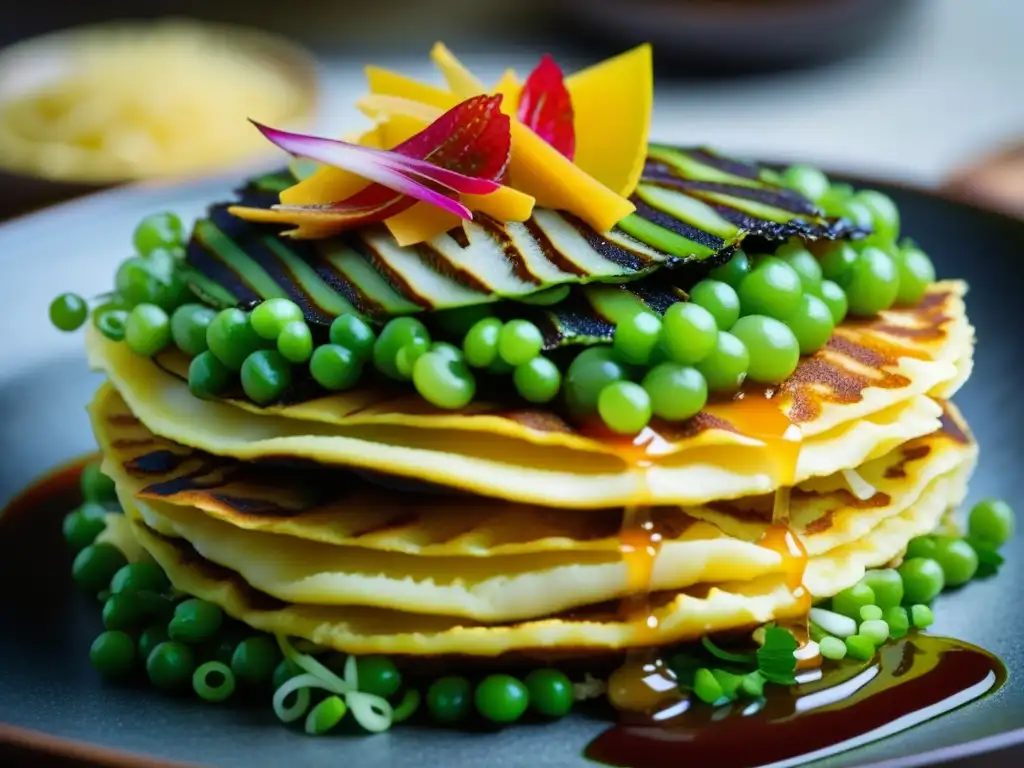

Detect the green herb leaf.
xmin=740 ymin=671 xmax=765 ymax=698
xmin=756 ymin=626 xmax=799 ymax=685
xmin=668 ymin=652 xmax=701 ymax=688
xmin=701 ymin=636 xmax=757 ymax=667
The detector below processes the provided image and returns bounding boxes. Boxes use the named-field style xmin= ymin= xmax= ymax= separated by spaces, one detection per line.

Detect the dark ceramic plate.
xmin=0 ymin=175 xmax=1022 ymax=768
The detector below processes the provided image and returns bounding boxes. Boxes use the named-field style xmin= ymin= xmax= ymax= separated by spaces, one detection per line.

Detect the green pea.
xmin=310 ymin=343 xmax=362 ymax=391
xmin=612 ymin=312 xmax=663 ymax=366
xmin=513 ymin=356 xmax=562 ymax=404
xmin=898 ymin=558 xmax=944 ymax=605
xmin=170 ymin=304 xmax=216 ymax=356
xmin=524 ymin=668 xmax=573 ymax=718
xmin=776 ymin=242 xmax=824 ymax=294
xmin=193 ymin=660 xmax=236 ymax=703
xmin=463 ymin=318 xmax=503 ymax=368
xmin=837 ymin=198 xmax=875 ymax=230
xmin=893 ymin=245 xmax=935 ymax=306
xmin=695 ymin=331 xmax=749 ymax=393
xmin=273 ymin=320 xmax=312 ymax=364
xmin=134 ymin=212 xmax=185 ymax=255
xmin=373 ymin=317 xmax=430 ymax=380
xmin=80 ymin=461 xmax=118 ymax=505
xmin=598 ymin=381 xmax=652 ymax=434
xmin=272 ymin=658 xmax=303 ymax=691
xmin=206 ymin=308 xmax=262 ymax=371
xmin=63 ymin=502 xmax=108 ymax=552
xmin=231 ymin=635 xmax=282 ymax=687
xmin=240 ymin=350 xmax=292 ymax=405
xmin=730 ymin=315 xmax=800 ymax=384
xmin=250 ymin=298 xmax=303 ymax=341
xmin=564 ymin=346 xmax=628 ymax=418
xmin=90 ymin=630 xmax=137 ymax=679
xmin=427 ymin=676 xmax=472 ymax=725
xmin=497 ymin=320 xmax=544 ymax=367
xmin=708 ymin=251 xmax=752 ymax=288
xmin=844 ymin=246 xmax=899 ymax=316
xmin=199 ymin=624 xmax=250 ymax=666
xmin=115 ymin=257 xmax=163 ymax=308
xmin=168 ymin=598 xmax=223 ymax=644
xmin=95 ymin=307 xmax=129 ymax=341
xmin=642 ymin=363 xmax=707 ymax=422
xmin=737 ymin=257 xmax=803 ymax=321
xmin=147 ymin=641 xmax=196 ymax=691
xmin=781 ymin=165 xmax=830 ymax=203
xmin=72 ymin=543 xmax=128 ymax=594
xmin=49 ymin=293 xmax=89 ymax=332
xmin=831 ymin=582 xmax=875 ymax=620
xmin=329 ymin=314 xmax=376 ymax=361
xmin=905 ymin=536 xmax=937 ymax=560
xmin=931 ymin=537 xmax=979 ymax=587
xmin=102 ymin=592 xmax=149 ymax=632
xmin=854 ymin=190 xmax=900 ymax=243
xmin=110 ymin=561 xmax=170 ymax=595
xmin=412 ymin=351 xmax=476 ymax=409
xmin=820 ymin=243 xmax=858 ymax=283
xmin=817 ymin=280 xmax=849 ymax=325
xmin=661 ymin=302 xmax=718 ymax=365
xmin=188 ymin=350 xmax=233 ymax=399
xmin=474 ymin=674 xmax=529 ymax=724
xmin=968 ymin=498 xmax=1015 ymax=548
xmin=910 ymin=604 xmax=934 ymax=628
xmin=434 ymin=304 xmax=495 ymax=339
xmin=139 ymin=624 xmax=170 ymax=664
xmin=355 ymin=655 xmax=402 ymax=698
xmin=860 ymin=569 xmax=904 ymax=610
xmin=125 ymin=304 xmax=172 ymax=357
xmin=395 ymin=338 xmax=430 ymax=379
xmin=787 ymin=294 xmax=835 ymax=356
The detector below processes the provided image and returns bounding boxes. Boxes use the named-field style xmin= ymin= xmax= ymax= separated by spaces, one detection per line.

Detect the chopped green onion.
xmin=808 ymin=607 xmax=857 ymax=638
xmin=819 ymin=637 xmax=847 ymax=661
xmin=910 ymin=604 xmax=934 ymax=628
xmin=859 ymin=619 xmax=890 ymax=646
xmin=392 ymin=689 xmax=422 ymax=723
xmin=740 ymin=672 xmax=764 ymax=698
xmin=845 ymin=635 xmax=876 ymax=662
xmin=710 ymin=669 xmax=744 ymax=701
xmin=272 ymin=673 xmax=319 ymax=723
xmin=859 ymin=605 xmax=884 ymax=622
xmin=701 ymin=636 xmax=756 ymax=666
xmin=693 ymin=668 xmax=724 ymax=705
xmin=885 ymin=606 xmax=910 ymax=639
xmin=192 ymin=661 xmax=236 ymax=703
xmin=305 ymin=695 xmax=348 ymax=735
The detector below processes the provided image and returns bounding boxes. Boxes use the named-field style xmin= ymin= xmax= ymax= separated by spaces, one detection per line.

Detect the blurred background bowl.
xmin=554 ymin=0 xmax=918 ymax=74
xmin=0 ymin=18 xmax=318 ymax=218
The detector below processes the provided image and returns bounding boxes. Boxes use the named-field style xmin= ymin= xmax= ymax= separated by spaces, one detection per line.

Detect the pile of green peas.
xmin=812 ymin=497 xmax=1015 ymax=661
xmin=49 ymin=212 xmax=191 ymax=337
xmin=424 ymin=669 xmax=574 ymax=726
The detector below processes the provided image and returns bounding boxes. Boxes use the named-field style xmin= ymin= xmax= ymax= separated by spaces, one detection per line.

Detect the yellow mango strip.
xmin=357 ymin=94 xmax=445 ymax=125
xmin=384 ymin=184 xmax=536 ymax=245
xmin=564 ymin=44 xmax=652 ymax=197
xmin=385 ymin=203 xmax=462 ymax=246
xmin=492 ymin=69 xmax=521 ymax=116
xmin=226 ymin=205 xmax=372 ymax=239
xmin=508 ymin=123 xmax=633 ymax=231
xmin=429 ymin=42 xmax=488 ymax=98
xmin=365 ymin=65 xmax=459 ymax=110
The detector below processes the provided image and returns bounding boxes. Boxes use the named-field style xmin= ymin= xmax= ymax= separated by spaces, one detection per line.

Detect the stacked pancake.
xmin=84 ymin=275 xmax=976 ymax=664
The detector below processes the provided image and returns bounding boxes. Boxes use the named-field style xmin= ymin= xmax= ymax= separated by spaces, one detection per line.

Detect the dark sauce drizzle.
xmin=586 ymin=635 xmax=1005 ymax=768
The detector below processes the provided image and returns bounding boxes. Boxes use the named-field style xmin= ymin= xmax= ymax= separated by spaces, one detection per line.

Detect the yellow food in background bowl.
xmin=0 ymin=18 xmax=318 ymax=185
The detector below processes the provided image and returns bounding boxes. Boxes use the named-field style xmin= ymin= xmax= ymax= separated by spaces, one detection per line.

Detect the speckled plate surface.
xmin=0 ymin=175 xmax=1022 ymax=768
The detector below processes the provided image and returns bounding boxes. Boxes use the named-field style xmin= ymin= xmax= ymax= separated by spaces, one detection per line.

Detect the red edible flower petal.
xmin=517 ymin=54 xmax=575 ymax=160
